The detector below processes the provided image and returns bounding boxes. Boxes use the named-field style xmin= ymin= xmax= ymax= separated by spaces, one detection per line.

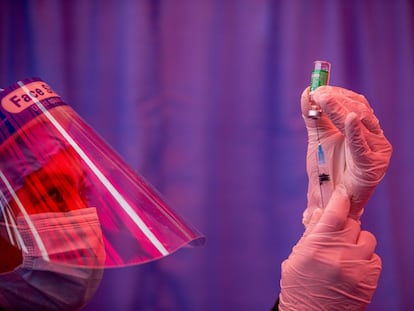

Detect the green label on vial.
xmin=310 ymin=69 xmax=329 ymax=92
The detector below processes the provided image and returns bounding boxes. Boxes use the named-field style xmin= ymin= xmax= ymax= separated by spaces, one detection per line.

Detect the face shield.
xmin=0 ymin=78 xmax=204 ymax=269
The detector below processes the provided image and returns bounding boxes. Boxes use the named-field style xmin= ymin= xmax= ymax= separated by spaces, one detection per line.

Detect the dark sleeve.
xmin=270 ymin=297 xmax=280 ymax=311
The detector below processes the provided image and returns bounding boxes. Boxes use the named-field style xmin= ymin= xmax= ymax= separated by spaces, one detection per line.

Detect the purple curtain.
xmin=1 ymin=0 xmax=413 ymax=310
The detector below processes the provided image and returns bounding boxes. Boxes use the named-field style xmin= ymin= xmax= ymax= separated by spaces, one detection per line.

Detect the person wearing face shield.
xmin=0 ymin=79 xmax=204 ymax=311
xmin=272 ymin=85 xmax=392 ymax=310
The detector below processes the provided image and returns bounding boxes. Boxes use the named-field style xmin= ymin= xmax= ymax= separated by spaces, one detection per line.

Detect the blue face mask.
xmin=0 ymin=208 xmax=105 ymax=311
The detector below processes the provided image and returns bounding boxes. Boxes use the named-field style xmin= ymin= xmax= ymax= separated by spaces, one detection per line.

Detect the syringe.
xmin=316 ymin=141 xmax=333 ymax=209
xmin=308 ymin=61 xmax=333 ymax=209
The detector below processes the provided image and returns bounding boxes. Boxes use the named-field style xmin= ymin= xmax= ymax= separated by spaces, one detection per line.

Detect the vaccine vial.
xmin=308 ymin=61 xmax=331 ymax=119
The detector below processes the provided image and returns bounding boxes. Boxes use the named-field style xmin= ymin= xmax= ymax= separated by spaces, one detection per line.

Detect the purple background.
xmin=1 ymin=1 xmax=413 ymax=310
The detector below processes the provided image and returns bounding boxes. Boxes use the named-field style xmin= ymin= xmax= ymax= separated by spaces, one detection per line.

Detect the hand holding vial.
xmin=301 ymin=85 xmax=392 ymax=225
xmin=274 ymin=63 xmax=391 ymax=311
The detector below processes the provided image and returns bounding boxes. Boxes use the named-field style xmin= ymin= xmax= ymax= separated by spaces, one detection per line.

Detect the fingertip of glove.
xmin=334 ymin=183 xmax=348 ymax=198
xmin=358 ymin=230 xmax=378 ymax=250
xmin=344 ymin=112 xmax=362 ymax=134
xmin=372 ymin=252 xmax=382 ymax=269
xmin=346 ymin=111 xmax=358 ymax=120
xmin=311 ymin=85 xmax=332 ymax=103
xmin=301 ymin=86 xmax=310 ymax=99
xmin=309 ymin=208 xmax=323 ymax=225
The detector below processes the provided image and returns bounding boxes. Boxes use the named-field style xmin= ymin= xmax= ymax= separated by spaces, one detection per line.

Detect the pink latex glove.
xmin=301 ymin=86 xmax=392 ymax=225
xmin=279 ymin=184 xmax=381 ymax=310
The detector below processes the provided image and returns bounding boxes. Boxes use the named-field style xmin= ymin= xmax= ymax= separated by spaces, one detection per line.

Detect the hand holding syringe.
xmin=301 ymin=61 xmax=392 ymax=227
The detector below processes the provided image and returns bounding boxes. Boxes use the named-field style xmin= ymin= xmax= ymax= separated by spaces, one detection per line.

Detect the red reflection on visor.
xmin=10 ymin=147 xmax=87 ymax=216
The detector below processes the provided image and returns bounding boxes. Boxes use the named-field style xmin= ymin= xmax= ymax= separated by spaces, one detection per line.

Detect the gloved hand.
xmin=301 ymin=86 xmax=392 ymax=225
xmin=279 ymin=184 xmax=381 ymax=310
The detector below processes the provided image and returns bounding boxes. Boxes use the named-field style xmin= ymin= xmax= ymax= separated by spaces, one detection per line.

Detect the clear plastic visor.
xmin=0 ymin=79 xmax=204 ymax=269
